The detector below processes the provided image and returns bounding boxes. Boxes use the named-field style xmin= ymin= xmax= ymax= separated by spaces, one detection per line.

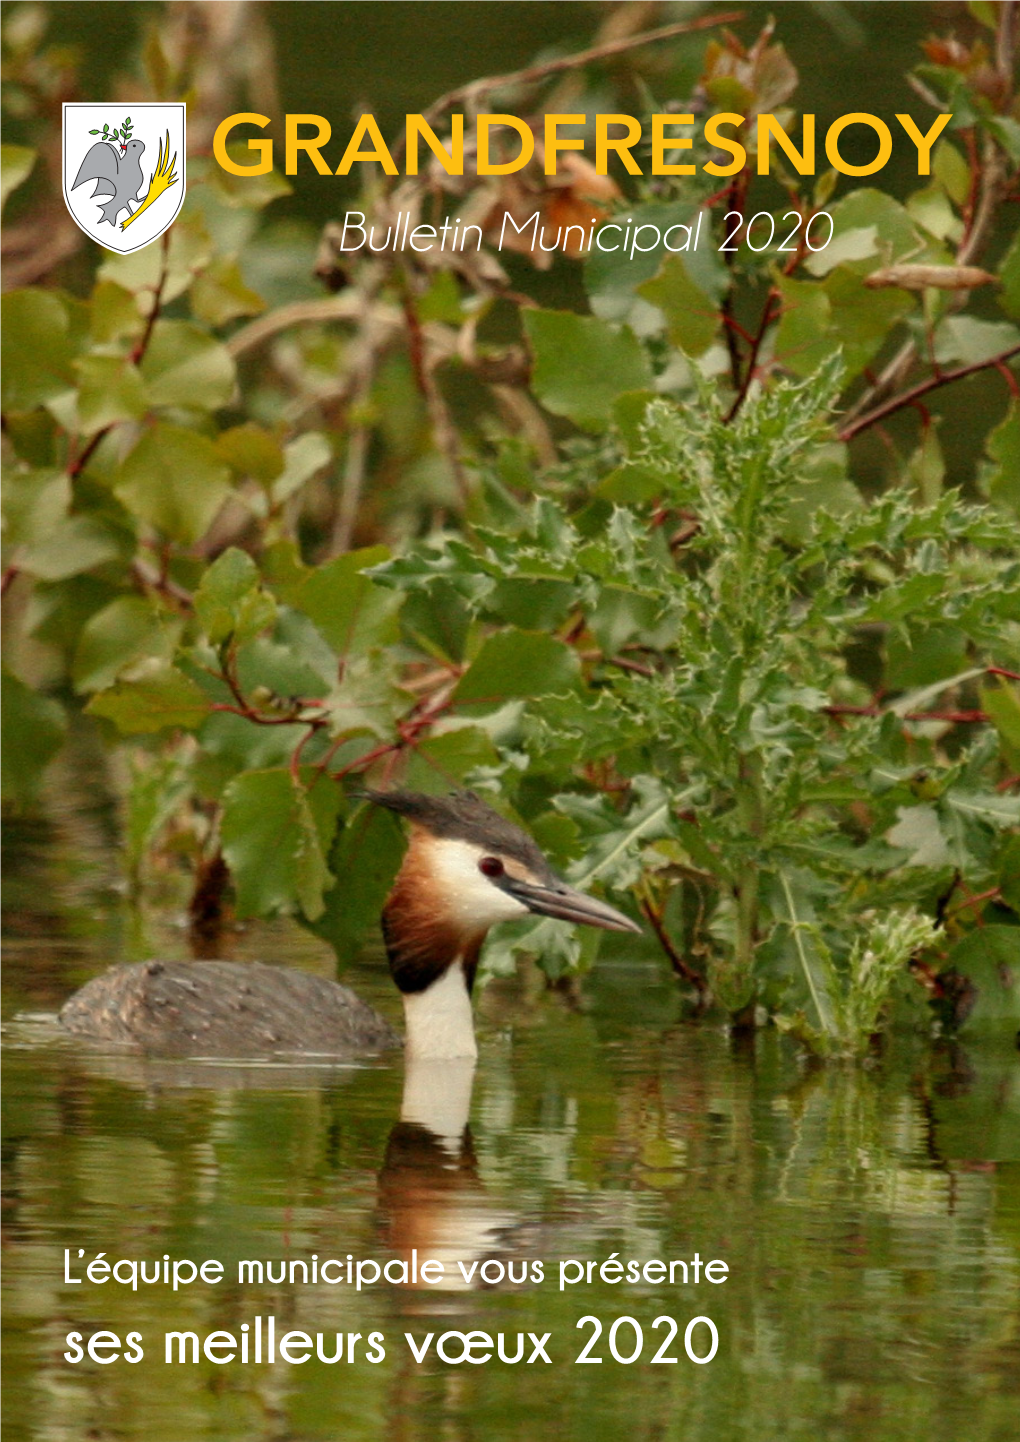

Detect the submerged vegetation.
xmin=2 ymin=3 xmax=1019 ymax=1054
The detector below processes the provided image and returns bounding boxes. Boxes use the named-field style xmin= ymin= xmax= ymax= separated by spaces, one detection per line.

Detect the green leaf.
xmin=774 ymin=275 xmax=832 ymax=378
xmin=325 ymin=656 xmax=406 ymax=739
xmin=885 ymin=626 xmax=966 ymax=690
xmin=0 ymin=144 xmax=36 ymax=212
xmin=115 ymin=423 xmax=231 ymax=544
xmin=1 ymin=290 xmax=79 ymax=410
xmin=823 ymin=266 xmax=913 ymax=378
xmin=19 ymin=514 xmax=126 ymax=581
xmin=999 ymin=228 xmax=1020 ymax=321
xmin=87 ymin=665 xmax=212 ymax=733
xmin=194 ymin=547 xmax=277 ymax=645
xmin=190 ymin=257 xmax=265 ymax=326
xmin=400 ymin=725 xmax=500 ymax=790
xmin=1 ymin=667 xmax=66 ymax=803
xmin=932 ymin=139 xmax=970 ymax=207
xmin=140 ymin=320 xmax=236 ymax=411
xmin=825 ymin=188 xmax=932 ymax=264
xmin=980 ymin=680 xmax=1020 ymax=770
xmin=906 ymin=425 xmax=945 ymax=505
xmin=1 ymin=467 xmax=70 ymax=555
xmin=559 ymin=777 xmax=670 ymax=887
xmin=523 ymin=310 xmax=652 ymax=432
xmin=204 ymin=151 xmax=293 ymax=208
xmin=90 ymin=280 xmax=144 ymax=345
xmin=125 ymin=750 xmax=192 ymax=879
xmin=72 ymin=595 xmax=178 ymax=694
xmin=74 ymin=354 xmax=147 ymax=434
xmin=585 ymin=202 xmax=726 ymax=336
xmin=272 ymin=432 xmax=332 ymax=504
xmin=220 ymin=768 xmax=340 ymax=921
xmin=298 ymin=546 xmax=401 ymax=658
xmin=304 ymin=802 xmax=404 ymax=957
xmin=98 ymin=216 xmax=212 ymax=307
xmin=984 ymin=114 xmax=1020 ymax=165
xmin=802 ymin=225 xmax=879 ymax=278
xmin=214 ymin=424 xmax=285 ymax=484
xmin=454 ymin=629 xmax=580 ymax=709
xmin=934 ymin=316 xmax=1020 ymax=368
xmin=979 ymin=401 xmax=1020 ymax=516
xmin=637 ymin=254 xmax=719 ymax=356
xmin=948 ymin=926 xmax=1020 ymax=1034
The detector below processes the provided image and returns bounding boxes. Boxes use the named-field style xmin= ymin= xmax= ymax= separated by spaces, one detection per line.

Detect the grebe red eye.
xmin=479 ymin=856 xmax=504 ymax=878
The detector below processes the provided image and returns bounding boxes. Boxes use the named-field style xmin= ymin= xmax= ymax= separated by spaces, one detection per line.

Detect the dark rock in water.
xmin=59 ymin=960 xmax=401 ymax=1057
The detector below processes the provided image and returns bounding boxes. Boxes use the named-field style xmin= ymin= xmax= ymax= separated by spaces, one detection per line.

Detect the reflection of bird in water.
xmin=60 ymin=789 xmax=639 ymax=1058
xmin=376 ymin=1055 xmax=561 ymax=1300
xmin=71 ymin=139 xmax=145 ymax=226
xmin=376 ymin=1056 xmax=511 ymax=1295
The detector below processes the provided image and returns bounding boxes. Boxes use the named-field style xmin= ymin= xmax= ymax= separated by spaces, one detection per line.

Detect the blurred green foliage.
xmin=2 ymin=4 xmax=1019 ymax=1053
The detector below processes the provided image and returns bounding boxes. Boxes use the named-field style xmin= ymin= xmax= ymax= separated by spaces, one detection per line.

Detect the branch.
xmin=226 ymin=293 xmax=397 ymax=359
xmin=67 ymin=236 xmax=172 ymax=481
xmin=639 ymin=894 xmax=708 ymax=999
xmin=725 ymin=287 xmax=779 ymax=423
xmin=130 ymin=557 xmax=193 ymax=610
xmin=397 ymin=10 xmax=744 ymax=155
xmin=837 ymin=344 xmax=1020 ymax=442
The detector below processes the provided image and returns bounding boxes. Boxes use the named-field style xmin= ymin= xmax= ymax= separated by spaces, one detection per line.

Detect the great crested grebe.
xmin=59 ymin=789 xmax=640 ymax=1059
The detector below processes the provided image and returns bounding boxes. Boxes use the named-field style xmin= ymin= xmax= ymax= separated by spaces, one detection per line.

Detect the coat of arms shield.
xmin=62 ymin=102 xmax=186 ymax=253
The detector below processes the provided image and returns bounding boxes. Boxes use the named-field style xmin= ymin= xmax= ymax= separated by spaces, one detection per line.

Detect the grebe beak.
xmin=501 ymin=877 xmax=641 ymax=934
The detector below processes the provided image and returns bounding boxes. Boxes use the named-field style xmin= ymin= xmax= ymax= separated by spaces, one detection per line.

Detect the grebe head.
xmin=368 ymin=790 xmax=640 ymax=1061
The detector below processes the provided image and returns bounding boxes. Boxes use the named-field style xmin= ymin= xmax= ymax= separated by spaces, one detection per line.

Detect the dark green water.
xmin=3 ymin=751 xmax=1019 ymax=1442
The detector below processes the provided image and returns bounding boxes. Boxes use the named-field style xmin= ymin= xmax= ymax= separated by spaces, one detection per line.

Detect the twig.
xmin=639 ymin=894 xmax=708 ymax=998
xmin=330 ymin=362 xmax=374 ymax=555
xmin=129 ymin=230 xmax=171 ymax=364
xmin=392 ymin=10 xmax=745 ymax=160
xmin=401 ymin=290 xmax=471 ymax=507
xmin=945 ymin=886 xmax=1002 ymax=921
xmin=719 ymin=172 xmax=749 ymax=391
xmin=66 ymin=236 xmax=171 ymax=481
xmin=227 ymin=293 xmax=397 ymax=359
xmin=725 ymin=287 xmax=779 ymax=422
xmin=837 ymin=345 xmax=1020 ymax=442
xmin=130 ymin=557 xmax=193 ymax=610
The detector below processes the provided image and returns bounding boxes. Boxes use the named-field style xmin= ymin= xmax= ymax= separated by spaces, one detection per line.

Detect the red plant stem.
xmin=289 ymin=725 xmax=318 ymax=786
xmin=946 ymin=886 xmax=1001 ymax=921
xmin=725 ymin=287 xmax=780 ymax=423
xmin=639 ymin=896 xmax=708 ymax=998
xmin=838 ymin=344 xmax=1020 ymax=442
xmin=129 ymin=231 xmax=171 ymax=364
xmin=210 ymin=702 xmax=326 ymax=728
xmin=995 ymin=359 xmax=1020 ymax=397
xmin=67 ymin=235 xmax=171 ymax=480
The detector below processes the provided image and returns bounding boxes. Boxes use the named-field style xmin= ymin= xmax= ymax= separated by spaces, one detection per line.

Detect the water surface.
xmin=3 ymin=765 xmax=1019 ymax=1442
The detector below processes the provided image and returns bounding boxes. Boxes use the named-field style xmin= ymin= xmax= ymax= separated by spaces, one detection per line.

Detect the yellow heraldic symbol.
xmin=120 ymin=131 xmax=178 ymax=231
xmin=62 ymin=102 xmax=186 ymax=253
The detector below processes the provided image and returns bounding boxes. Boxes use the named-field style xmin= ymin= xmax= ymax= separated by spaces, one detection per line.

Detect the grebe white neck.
xmin=400 ymin=1054 xmax=476 ymax=1146
xmin=401 ymin=960 xmax=478 ymax=1062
